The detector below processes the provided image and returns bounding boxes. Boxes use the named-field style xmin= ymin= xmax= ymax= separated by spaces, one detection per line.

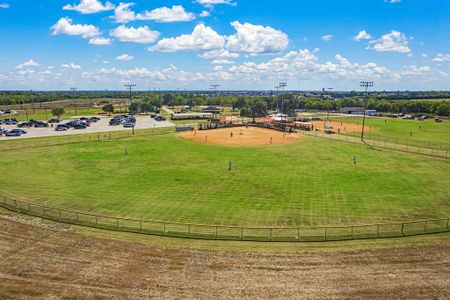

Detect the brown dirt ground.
xmin=180 ymin=126 xmax=300 ymax=146
xmin=312 ymin=121 xmax=374 ymax=133
xmin=0 ymin=216 xmax=449 ymax=299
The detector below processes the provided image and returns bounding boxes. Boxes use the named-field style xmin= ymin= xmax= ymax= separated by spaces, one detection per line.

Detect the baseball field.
xmin=1 ymin=122 xmax=449 ymax=228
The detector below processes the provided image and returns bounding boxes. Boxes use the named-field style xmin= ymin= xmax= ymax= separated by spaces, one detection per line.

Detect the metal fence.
xmin=1 ymin=196 xmax=448 ymax=242
xmin=304 ymin=130 xmax=450 ymax=159
xmin=0 ymin=126 xmax=175 ymax=151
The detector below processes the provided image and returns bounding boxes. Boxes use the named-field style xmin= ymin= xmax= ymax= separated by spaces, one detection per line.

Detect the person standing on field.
xmin=353 ymin=155 xmax=357 ymax=164
xmin=228 ymin=160 xmax=232 ymax=171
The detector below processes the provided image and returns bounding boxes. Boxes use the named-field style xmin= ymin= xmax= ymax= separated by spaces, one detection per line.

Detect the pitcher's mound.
xmin=181 ymin=126 xmax=300 ymax=146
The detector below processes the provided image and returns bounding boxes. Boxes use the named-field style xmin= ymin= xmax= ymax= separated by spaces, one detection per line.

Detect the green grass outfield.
xmin=1 ymin=133 xmax=449 ymax=227
xmin=328 ymin=116 xmax=450 ymax=149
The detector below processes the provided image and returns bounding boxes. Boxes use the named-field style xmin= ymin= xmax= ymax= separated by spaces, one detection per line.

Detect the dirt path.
xmin=0 ymin=216 xmax=449 ymax=299
xmin=181 ymin=126 xmax=300 ymax=146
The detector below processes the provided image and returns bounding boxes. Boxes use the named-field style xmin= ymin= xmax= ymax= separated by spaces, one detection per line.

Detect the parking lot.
xmin=0 ymin=115 xmax=175 ymax=140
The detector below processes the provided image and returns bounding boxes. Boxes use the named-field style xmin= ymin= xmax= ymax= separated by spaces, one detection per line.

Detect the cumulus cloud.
xmin=386 ymin=0 xmax=401 ymax=3
xmin=89 ymin=37 xmax=112 ymax=45
xmin=226 ymin=21 xmax=289 ymax=54
xmin=16 ymin=59 xmax=40 ymax=69
xmin=400 ymin=65 xmax=431 ymax=76
xmin=211 ymin=59 xmax=235 ymax=65
xmin=62 ymin=62 xmax=82 ymax=69
xmin=110 ymin=25 xmax=160 ymax=44
xmin=0 ymin=3 xmax=9 ymax=9
xmin=322 ymin=34 xmax=333 ymax=42
xmin=116 ymin=53 xmax=134 ymax=61
xmin=136 ymin=5 xmax=195 ymax=23
xmin=112 ymin=2 xmax=135 ymax=23
xmin=150 ymin=24 xmax=225 ymax=52
xmin=63 ymin=0 xmax=114 ymax=14
xmin=354 ymin=30 xmax=372 ymax=41
xmin=51 ymin=17 xmax=100 ymax=38
xmin=369 ymin=30 xmax=411 ymax=53
xmin=432 ymin=53 xmax=450 ymax=62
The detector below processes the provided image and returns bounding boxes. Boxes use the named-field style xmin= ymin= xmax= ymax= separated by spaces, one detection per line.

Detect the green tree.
xmin=232 ymin=97 xmax=247 ymax=111
xmin=102 ymin=104 xmax=114 ymax=114
xmin=51 ymin=107 xmax=65 ymax=118
xmin=247 ymin=98 xmax=268 ymax=123
xmin=129 ymin=102 xmax=140 ymax=115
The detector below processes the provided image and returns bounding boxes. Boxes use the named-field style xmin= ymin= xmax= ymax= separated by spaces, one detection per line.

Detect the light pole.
xmin=124 ymin=84 xmax=136 ymax=115
xmin=279 ymin=82 xmax=287 ymax=121
xmin=70 ymin=88 xmax=77 ymax=115
xmin=360 ymin=81 xmax=374 ymax=141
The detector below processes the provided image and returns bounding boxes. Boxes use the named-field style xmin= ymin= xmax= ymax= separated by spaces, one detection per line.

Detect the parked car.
xmin=435 ymin=118 xmax=444 ymax=123
xmin=73 ymin=123 xmax=87 ymax=129
xmin=0 ymin=128 xmax=8 ymax=135
xmin=55 ymin=124 xmax=70 ymax=131
xmin=48 ymin=118 xmax=61 ymax=123
xmin=123 ymin=121 xmax=135 ymax=128
xmin=18 ymin=122 xmax=33 ymax=128
xmin=5 ymin=130 xmax=22 ymax=136
xmin=109 ymin=119 xmax=121 ymax=126
xmin=89 ymin=117 xmax=100 ymax=122
xmin=4 ymin=118 xmax=18 ymax=125
xmin=34 ymin=122 xmax=49 ymax=128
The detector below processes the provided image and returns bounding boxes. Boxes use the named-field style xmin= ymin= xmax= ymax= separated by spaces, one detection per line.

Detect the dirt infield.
xmin=0 ymin=216 xmax=450 ymax=299
xmin=312 ymin=121 xmax=374 ymax=133
xmin=181 ymin=126 xmax=300 ymax=146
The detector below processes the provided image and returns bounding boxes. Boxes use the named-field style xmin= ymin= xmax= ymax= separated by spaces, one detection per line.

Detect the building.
xmin=340 ymin=107 xmax=365 ymax=115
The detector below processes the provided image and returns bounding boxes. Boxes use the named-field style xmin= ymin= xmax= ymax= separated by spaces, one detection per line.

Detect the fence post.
xmin=269 ymin=228 xmax=273 ymax=241
xmin=351 ymin=226 xmax=354 ymax=239
xmin=163 ymin=223 xmax=166 ymax=234
xmin=377 ymin=224 xmax=380 ymax=237
xmin=76 ymin=212 xmax=79 ymax=222
xmin=116 ymin=218 xmax=119 ymax=229
xmin=241 ymin=227 xmax=244 ymax=240
xmin=324 ymin=228 xmax=327 ymax=241
xmin=401 ymin=223 xmax=405 ymax=236
xmin=187 ymin=224 xmax=191 ymax=237
xmin=139 ymin=219 xmax=142 ymax=232
xmin=424 ymin=221 xmax=428 ymax=233
xmin=215 ymin=226 xmax=218 ymax=239
xmin=95 ymin=215 xmax=98 ymax=225
xmin=59 ymin=209 xmax=62 ymax=220
xmin=447 ymin=218 xmax=449 ymax=230
xmin=297 ymin=228 xmax=300 ymax=242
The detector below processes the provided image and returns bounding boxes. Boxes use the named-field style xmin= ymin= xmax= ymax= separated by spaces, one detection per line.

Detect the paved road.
xmin=0 ymin=115 xmax=175 ymax=140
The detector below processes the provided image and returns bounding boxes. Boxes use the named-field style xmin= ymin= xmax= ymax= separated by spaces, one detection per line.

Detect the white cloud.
xmin=386 ymin=0 xmax=401 ymax=3
xmin=200 ymin=49 xmax=239 ymax=59
xmin=400 ymin=65 xmax=430 ymax=76
xmin=110 ymin=25 xmax=160 ymax=44
xmin=212 ymin=59 xmax=235 ymax=65
xmin=432 ymin=53 xmax=450 ymax=62
xmin=63 ymin=0 xmax=114 ymax=14
xmin=88 ymin=37 xmax=112 ymax=45
xmin=62 ymin=62 xmax=82 ymax=69
xmin=199 ymin=10 xmax=210 ymax=17
xmin=196 ymin=0 xmax=235 ymax=7
xmin=0 ymin=3 xmax=9 ymax=9
xmin=369 ymin=30 xmax=411 ymax=53
xmin=116 ymin=53 xmax=134 ymax=61
xmin=322 ymin=34 xmax=333 ymax=42
xmin=112 ymin=2 xmax=136 ymax=24
xmin=150 ymin=24 xmax=225 ymax=52
xmin=136 ymin=5 xmax=195 ymax=23
xmin=354 ymin=30 xmax=372 ymax=41
xmin=16 ymin=59 xmax=40 ymax=69
xmin=226 ymin=21 xmax=288 ymax=54
xmin=51 ymin=17 xmax=100 ymax=38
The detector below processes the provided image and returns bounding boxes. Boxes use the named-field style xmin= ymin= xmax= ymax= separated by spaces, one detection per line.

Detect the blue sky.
xmin=0 ymin=0 xmax=449 ymax=90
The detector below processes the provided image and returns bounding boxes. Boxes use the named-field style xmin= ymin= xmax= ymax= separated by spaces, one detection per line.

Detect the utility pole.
xmin=124 ymin=84 xmax=136 ymax=115
xmin=360 ymin=81 xmax=374 ymax=141
xmin=274 ymin=85 xmax=280 ymax=113
xmin=70 ymin=88 xmax=77 ymax=115
xmin=279 ymin=82 xmax=287 ymax=121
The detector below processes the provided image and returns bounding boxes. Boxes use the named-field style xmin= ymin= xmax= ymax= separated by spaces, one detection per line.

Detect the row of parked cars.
xmin=109 ymin=115 xmax=136 ymax=128
xmin=0 ymin=128 xmax=27 ymax=137
xmin=55 ymin=117 xmax=100 ymax=131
